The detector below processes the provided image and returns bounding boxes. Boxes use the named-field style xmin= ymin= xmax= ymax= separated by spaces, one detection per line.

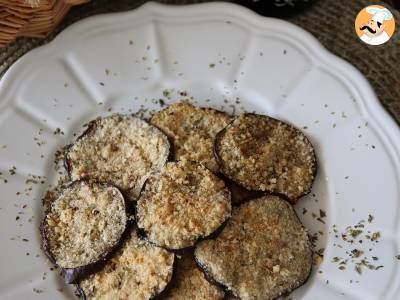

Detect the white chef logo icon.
xmin=357 ymin=6 xmax=395 ymax=45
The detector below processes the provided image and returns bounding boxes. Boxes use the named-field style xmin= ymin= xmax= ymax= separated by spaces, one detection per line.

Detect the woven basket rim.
xmin=0 ymin=0 xmax=89 ymax=47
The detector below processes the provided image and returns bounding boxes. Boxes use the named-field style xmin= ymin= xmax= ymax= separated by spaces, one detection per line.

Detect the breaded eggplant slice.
xmin=163 ymin=252 xmax=225 ymax=300
xmin=77 ymin=226 xmax=174 ymax=300
xmin=150 ymin=101 xmax=231 ymax=173
xmin=65 ymin=115 xmax=170 ymax=201
xmin=224 ymin=296 xmax=238 ymax=300
xmin=136 ymin=160 xmax=231 ymax=250
xmin=215 ymin=113 xmax=316 ymax=202
xmin=195 ymin=195 xmax=312 ymax=300
xmin=41 ymin=181 xmax=127 ymax=273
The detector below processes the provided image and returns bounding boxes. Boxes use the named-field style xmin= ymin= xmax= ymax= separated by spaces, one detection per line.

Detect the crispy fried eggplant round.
xmin=195 ymin=195 xmax=312 ymax=300
xmin=65 ymin=115 xmax=170 ymax=201
xmin=136 ymin=160 xmax=231 ymax=250
xmin=214 ymin=113 xmax=316 ymax=202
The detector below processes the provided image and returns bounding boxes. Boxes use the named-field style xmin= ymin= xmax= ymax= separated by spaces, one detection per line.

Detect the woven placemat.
xmin=1 ymin=0 xmax=399 ymax=124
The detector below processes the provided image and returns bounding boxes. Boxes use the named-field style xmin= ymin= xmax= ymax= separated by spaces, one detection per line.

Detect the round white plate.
xmin=0 ymin=2 xmax=399 ymax=299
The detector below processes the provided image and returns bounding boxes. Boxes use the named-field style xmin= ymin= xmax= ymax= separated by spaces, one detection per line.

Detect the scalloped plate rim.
xmin=0 ymin=2 xmax=399 ymax=299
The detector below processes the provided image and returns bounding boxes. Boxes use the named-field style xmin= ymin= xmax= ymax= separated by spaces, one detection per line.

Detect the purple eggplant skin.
xmin=193 ymin=254 xmax=230 ymax=294
xmin=213 ymin=113 xmax=318 ymax=204
xmin=74 ymin=284 xmax=86 ymax=300
xmin=61 ymin=260 xmax=109 ymax=285
xmin=221 ymin=175 xmax=263 ymax=206
xmin=75 ymin=226 xmax=176 ymax=300
xmin=40 ymin=180 xmax=129 ymax=284
xmin=134 ymin=169 xmax=231 ymax=252
xmin=223 ymin=293 xmax=239 ymax=300
xmin=64 ymin=119 xmax=97 ymax=176
xmin=193 ymin=197 xmax=314 ymax=300
xmin=63 ymin=115 xmax=172 ymax=203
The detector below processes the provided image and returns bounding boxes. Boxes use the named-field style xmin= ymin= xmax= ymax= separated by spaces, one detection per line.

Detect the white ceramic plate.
xmin=0 ymin=2 xmax=399 ymax=299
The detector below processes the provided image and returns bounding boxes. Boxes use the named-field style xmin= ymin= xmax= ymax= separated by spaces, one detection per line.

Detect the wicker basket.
xmin=0 ymin=0 xmax=89 ymax=47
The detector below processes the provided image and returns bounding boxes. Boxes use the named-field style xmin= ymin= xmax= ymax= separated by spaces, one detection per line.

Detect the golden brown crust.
xmin=79 ymin=227 xmax=174 ymax=300
xmin=66 ymin=115 xmax=170 ymax=201
xmin=215 ymin=113 xmax=316 ymax=202
xmin=150 ymin=101 xmax=232 ymax=173
xmin=136 ymin=160 xmax=232 ymax=249
xmin=41 ymin=181 xmax=127 ymax=269
xmin=163 ymin=252 xmax=225 ymax=300
xmin=195 ymin=196 xmax=312 ymax=300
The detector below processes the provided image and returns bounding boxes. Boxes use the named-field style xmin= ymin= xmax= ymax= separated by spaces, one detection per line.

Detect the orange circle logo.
xmin=355 ymin=5 xmax=395 ymax=45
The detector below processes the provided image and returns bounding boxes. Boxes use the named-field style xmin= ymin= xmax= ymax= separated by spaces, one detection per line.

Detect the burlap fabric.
xmin=1 ymin=0 xmax=399 ymax=123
